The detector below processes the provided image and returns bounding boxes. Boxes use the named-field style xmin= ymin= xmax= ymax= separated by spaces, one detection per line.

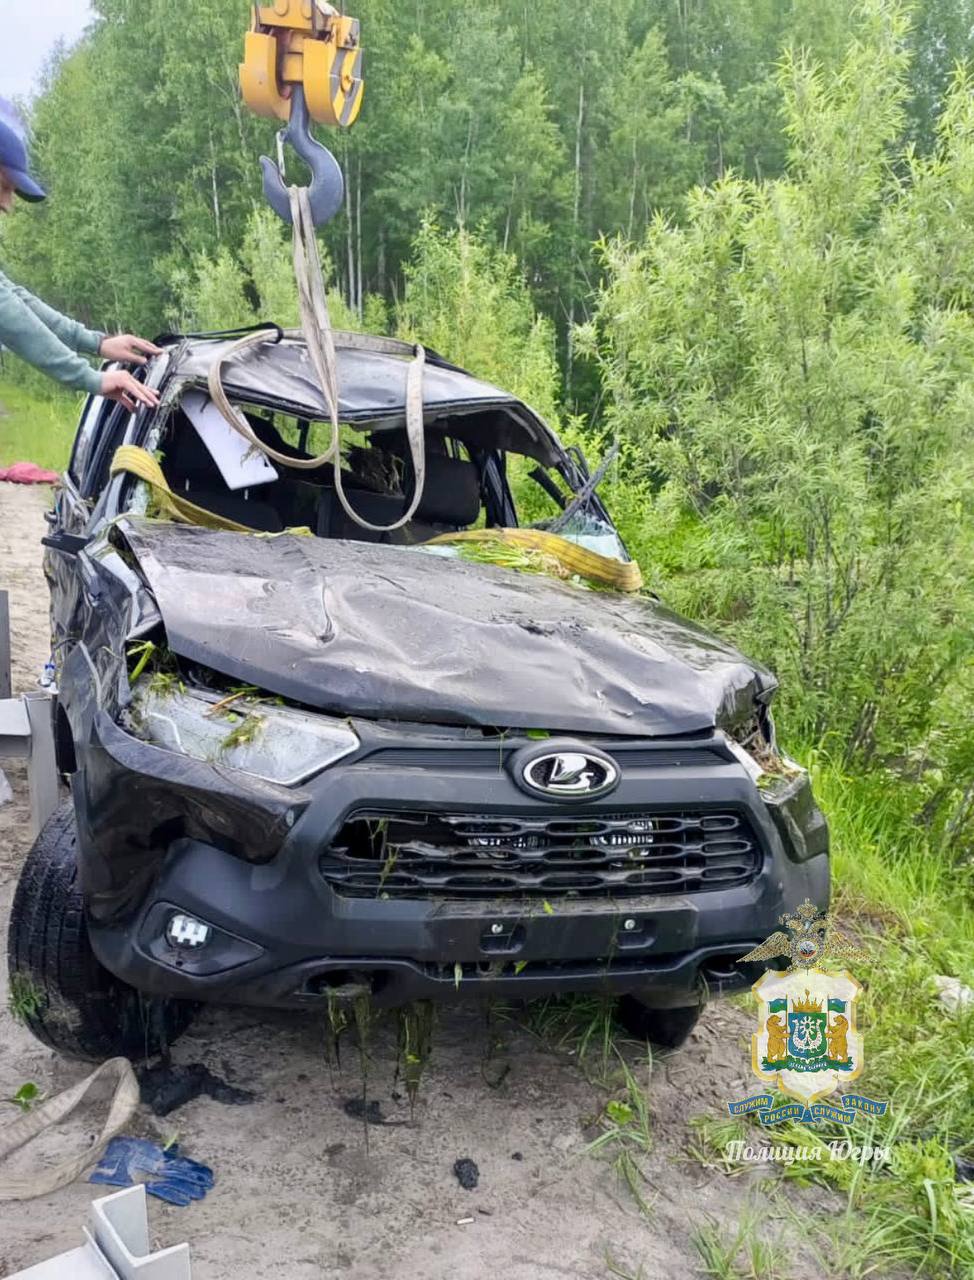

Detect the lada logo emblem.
xmin=518 ymin=750 xmax=619 ymax=801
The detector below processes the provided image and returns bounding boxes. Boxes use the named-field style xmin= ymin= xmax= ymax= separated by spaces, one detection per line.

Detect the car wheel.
xmin=615 ymin=995 xmax=704 ymax=1050
xmin=6 ymin=800 xmax=194 ymax=1063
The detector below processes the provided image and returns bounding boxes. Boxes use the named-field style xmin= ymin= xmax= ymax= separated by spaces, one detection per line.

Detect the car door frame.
xmin=45 ymin=358 xmax=168 ymax=668
xmin=44 ymin=393 xmax=120 ymax=665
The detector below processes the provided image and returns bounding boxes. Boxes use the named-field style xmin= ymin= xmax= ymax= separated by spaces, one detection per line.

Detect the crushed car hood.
xmin=119 ymin=519 xmax=776 ymax=738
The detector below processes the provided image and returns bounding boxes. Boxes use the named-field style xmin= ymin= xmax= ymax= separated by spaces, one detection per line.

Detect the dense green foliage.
xmin=584 ymin=4 xmax=974 ymax=829
xmin=4 ymin=0 xmax=974 ymax=374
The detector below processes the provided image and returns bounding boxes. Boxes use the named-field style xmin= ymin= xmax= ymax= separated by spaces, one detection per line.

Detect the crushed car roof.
xmin=163 ymin=330 xmax=562 ymax=465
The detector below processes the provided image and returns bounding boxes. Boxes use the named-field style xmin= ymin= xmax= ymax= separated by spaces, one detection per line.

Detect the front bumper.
xmin=77 ymin=713 xmax=830 ymax=1010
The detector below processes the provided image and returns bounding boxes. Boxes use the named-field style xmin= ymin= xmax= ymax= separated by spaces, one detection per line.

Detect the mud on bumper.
xmin=78 ymin=714 xmax=830 ymax=1011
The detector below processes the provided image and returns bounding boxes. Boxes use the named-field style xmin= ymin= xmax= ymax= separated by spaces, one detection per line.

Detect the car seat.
xmin=316 ymin=453 xmax=481 ymax=544
xmin=160 ymin=408 xmax=289 ymax=533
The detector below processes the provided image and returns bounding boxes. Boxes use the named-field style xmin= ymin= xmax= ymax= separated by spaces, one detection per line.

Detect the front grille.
xmin=320 ymin=810 xmax=762 ymax=900
xmin=360 ymin=747 xmax=725 ymax=771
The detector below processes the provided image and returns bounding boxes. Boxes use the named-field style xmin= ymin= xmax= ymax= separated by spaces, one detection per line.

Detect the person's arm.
xmin=0 ymin=269 xmax=101 ymax=392
xmin=0 ymin=269 xmax=103 ymax=355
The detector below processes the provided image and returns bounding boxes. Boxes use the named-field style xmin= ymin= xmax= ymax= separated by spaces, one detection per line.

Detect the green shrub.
xmin=582 ymin=1 xmax=974 ymax=787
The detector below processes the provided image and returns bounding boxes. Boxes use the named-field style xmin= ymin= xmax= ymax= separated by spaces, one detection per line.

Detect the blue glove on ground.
xmin=90 ymin=1136 xmax=214 ymax=1206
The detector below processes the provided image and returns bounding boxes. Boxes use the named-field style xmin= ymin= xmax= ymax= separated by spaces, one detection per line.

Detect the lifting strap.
xmin=205 ymin=188 xmax=428 ymax=535
xmin=0 ymin=1058 xmax=139 ymax=1201
xmin=428 ymin=528 xmax=644 ymax=593
xmin=111 ymin=445 xmax=252 ymax=532
xmin=110 ymin=445 xmax=312 ymax=536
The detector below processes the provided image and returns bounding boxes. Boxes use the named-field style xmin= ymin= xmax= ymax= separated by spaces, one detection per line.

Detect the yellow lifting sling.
xmin=428 ymin=529 xmax=644 ymax=593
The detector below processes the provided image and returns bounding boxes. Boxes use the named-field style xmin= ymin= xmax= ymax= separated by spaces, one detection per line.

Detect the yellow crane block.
xmin=240 ymin=1 xmax=363 ymax=128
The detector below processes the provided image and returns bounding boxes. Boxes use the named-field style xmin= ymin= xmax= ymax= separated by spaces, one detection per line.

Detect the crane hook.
xmin=259 ymin=85 xmax=345 ymax=228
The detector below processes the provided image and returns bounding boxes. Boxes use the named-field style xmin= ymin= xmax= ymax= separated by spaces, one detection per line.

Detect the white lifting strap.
xmin=207 ymin=185 xmax=427 ymax=534
xmin=0 ymin=1057 xmax=139 ymax=1201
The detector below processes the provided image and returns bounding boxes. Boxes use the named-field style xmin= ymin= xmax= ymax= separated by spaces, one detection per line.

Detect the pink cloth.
xmin=0 ymin=461 xmax=59 ymax=484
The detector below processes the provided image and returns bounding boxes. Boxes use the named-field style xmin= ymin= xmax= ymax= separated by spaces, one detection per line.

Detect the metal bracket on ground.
xmin=0 ymin=691 xmax=58 ymax=837
xmin=0 ymin=590 xmax=59 ymax=836
xmin=7 ymin=1185 xmax=192 ymax=1279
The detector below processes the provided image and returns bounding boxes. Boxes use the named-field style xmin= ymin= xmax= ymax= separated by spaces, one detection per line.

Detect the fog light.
xmin=166 ymin=913 xmax=211 ymax=949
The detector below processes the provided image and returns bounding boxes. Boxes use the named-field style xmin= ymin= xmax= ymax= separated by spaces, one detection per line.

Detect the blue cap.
xmin=0 ymin=98 xmax=46 ymax=202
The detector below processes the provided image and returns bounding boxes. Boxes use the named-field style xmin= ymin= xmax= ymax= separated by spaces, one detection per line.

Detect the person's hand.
xmin=100 ymin=369 xmax=160 ymax=413
xmin=99 ymin=333 xmax=163 ymax=365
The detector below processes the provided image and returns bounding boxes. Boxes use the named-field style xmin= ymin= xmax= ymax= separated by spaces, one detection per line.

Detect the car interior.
xmin=152 ymin=397 xmax=511 ymax=543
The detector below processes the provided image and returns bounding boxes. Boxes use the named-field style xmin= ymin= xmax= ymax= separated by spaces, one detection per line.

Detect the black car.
xmin=7 ymin=329 xmax=829 ymax=1061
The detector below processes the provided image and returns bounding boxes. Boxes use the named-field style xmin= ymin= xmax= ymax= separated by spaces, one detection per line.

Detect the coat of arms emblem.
xmin=742 ymin=900 xmax=872 ymax=1108
xmin=750 ymin=969 xmax=863 ymax=1104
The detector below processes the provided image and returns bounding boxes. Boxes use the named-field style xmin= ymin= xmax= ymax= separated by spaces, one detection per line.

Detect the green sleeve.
xmin=0 ymin=270 xmax=104 ymax=354
xmin=0 ymin=271 xmax=103 ymax=394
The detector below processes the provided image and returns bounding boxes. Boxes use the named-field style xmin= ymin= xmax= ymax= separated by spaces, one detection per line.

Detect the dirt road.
xmin=0 ymin=482 xmax=795 ymax=1280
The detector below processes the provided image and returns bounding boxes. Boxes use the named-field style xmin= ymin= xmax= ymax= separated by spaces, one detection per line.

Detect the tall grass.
xmin=804 ymin=755 xmax=974 ymax=1276
xmin=687 ymin=751 xmax=974 ymax=1278
xmin=0 ymin=374 xmax=79 ymax=472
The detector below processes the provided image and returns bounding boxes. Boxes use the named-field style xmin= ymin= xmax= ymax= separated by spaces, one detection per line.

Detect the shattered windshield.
xmin=509 ymin=442 xmax=629 ymax=564
xmin=532 ymin=510 xmax=627 ymax=561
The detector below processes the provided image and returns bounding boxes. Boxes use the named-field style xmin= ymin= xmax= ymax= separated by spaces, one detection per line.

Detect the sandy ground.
xmin=0 ymin=482 xmax=824 ymax=1280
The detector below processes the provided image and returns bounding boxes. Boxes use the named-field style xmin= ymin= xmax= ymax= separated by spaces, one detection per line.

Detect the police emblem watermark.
xmin=725 ymin=1139 xmax=891 ymax=1167
xmin=727 ymin=900 xmax=889 ymax=1126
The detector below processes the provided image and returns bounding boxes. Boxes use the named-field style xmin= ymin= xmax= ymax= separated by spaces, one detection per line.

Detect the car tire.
xmin=615 ymin=995 xmax=704 ymax=1050
xmin=6 ymin=799 xmax=194 ymax=1063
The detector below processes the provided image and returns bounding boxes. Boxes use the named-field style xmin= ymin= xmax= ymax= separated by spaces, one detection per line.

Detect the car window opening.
xmin=146 ymin=395 xmax=488 ymax=545
xmin=139 ymin=390 xmax=630 ymax=562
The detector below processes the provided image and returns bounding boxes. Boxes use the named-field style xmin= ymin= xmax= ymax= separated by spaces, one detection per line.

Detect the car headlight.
xmin=721 ymin=709 xmax=804 ymax=790
xmin=128 ymin=678 xmax=359 ymax=785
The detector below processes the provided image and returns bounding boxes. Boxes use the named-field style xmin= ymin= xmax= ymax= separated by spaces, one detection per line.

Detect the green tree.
xmin=492 ymin=65 xmax=570 ymax=311
xmin=583 ymin=0 xmax=974 ymax=766
xmin=396 ymin=218 xmax=561 ymax=423
xmin=1 ymin=42 xmax=120 ymax=331
xmin=905 ymin=0 xmax=974 ymax=148
xmin=600 ymin=27 xmax=723 ymax=234
xmin=7 ymin=0 xmax=974 ymax=397
xmin=170 ymin=208 xmax=356 ymax=333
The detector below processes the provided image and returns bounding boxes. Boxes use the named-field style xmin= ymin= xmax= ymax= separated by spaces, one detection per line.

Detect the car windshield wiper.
xmin=548 ymin=442 xmax=620 ymax=535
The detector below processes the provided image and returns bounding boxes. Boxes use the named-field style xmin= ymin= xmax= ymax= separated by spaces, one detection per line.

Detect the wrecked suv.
xmin=8 ymin=330 xmax=829 ymax=1061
